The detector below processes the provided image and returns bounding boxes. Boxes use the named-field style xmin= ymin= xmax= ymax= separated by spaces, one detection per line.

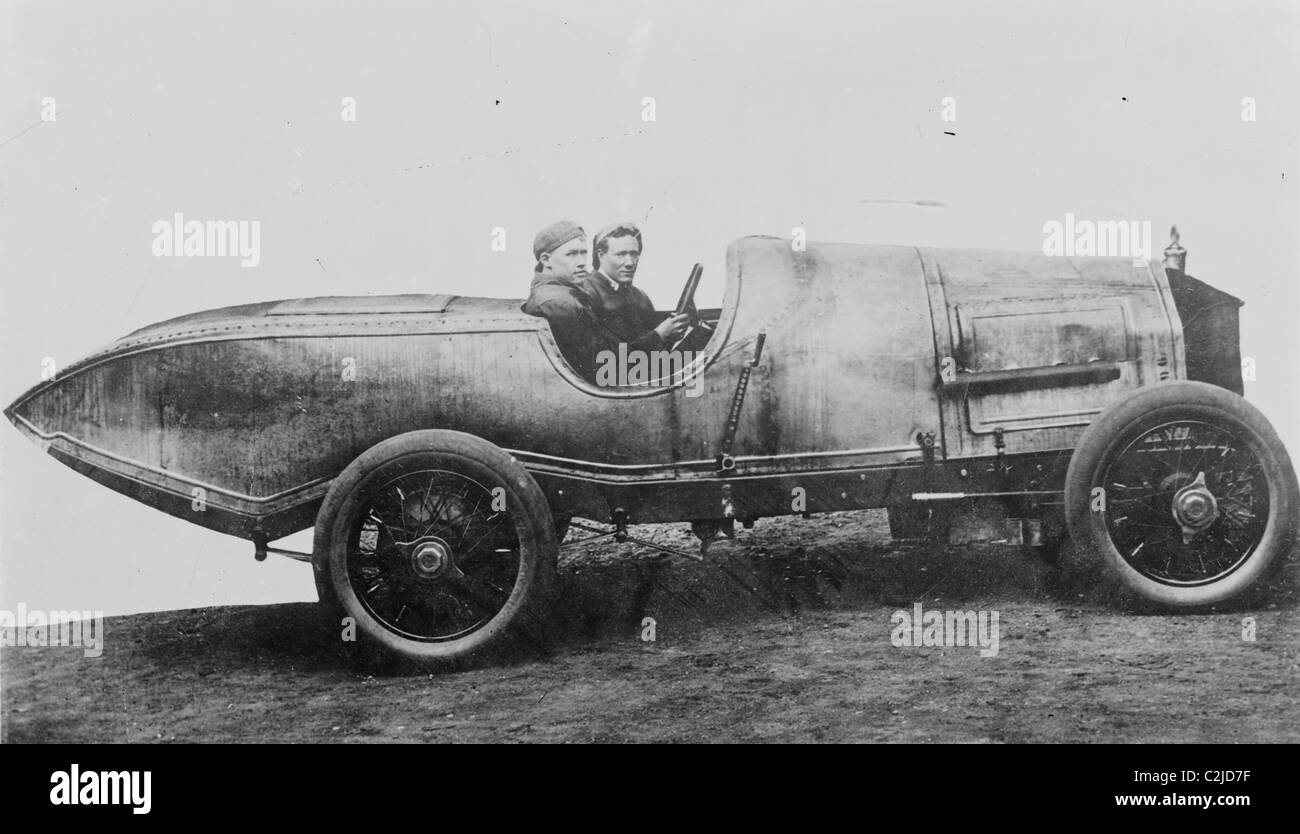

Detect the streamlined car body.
xmin=7 ymin=234 xmax=1296 ymax=665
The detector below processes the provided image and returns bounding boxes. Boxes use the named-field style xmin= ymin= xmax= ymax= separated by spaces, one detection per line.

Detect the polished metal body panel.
xmin=6 ymin=236 xmax=1194 ymax=539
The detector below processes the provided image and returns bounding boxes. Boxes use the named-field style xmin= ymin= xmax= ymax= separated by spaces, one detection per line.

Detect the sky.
xmin=1 ymin=0 xmax=1297 ymax=617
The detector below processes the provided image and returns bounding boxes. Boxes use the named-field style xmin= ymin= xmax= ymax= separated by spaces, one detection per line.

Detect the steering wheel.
xmin=669 ymin=263 xmax=713 ymax=351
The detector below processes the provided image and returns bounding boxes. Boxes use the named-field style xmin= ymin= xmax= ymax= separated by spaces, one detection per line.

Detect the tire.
xmin=1064 ymin=381 xmax=1298 ymax=609
xmin=312 ymin=430 xmax=559 ymax=667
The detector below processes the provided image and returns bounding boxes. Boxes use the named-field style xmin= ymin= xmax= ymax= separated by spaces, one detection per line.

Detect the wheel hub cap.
xmin=410 ymin=537 xmax=454 ymax=580
xmin=1172 ymin=472 xmax=1219 ymax=541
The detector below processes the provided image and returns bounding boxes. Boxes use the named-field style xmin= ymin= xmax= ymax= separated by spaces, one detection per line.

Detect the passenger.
xmin=526 ymin=219 xmax=588 ymax=291
xmin=522 ymin=220 xmax=601 ymax=376
xmin=578 ymin=222 xmax=688 ymax=351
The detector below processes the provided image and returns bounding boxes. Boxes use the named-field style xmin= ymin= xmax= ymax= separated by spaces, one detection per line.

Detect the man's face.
xmin=598 ymin=235 xmax=641 ymax=285
xmin=541 ymin=236 xmax=589 ymax=282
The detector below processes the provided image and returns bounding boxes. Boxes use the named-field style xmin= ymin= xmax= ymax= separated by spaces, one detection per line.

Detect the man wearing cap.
xmin=525 ymin=219 xmax=590 ymax=292
xmin=521 ymin=220 xmax=601 ymax=375
xmin=577 ymin=222 xmax=688 ymax=351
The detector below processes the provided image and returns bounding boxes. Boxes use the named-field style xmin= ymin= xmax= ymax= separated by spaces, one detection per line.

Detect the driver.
xmin=577 ymin=222 xmax=688 ymax=351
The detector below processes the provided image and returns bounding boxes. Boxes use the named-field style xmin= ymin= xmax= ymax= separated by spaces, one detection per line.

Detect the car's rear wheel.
xmin=1064 ymin=381 xmax=1297 ymax=608
xmin=313 ymin=430 xmax=558 ymax=667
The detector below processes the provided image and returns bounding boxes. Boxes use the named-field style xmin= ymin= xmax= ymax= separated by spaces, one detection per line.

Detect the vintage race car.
xmin=7 ymin=232 xmax=1297 ymax=665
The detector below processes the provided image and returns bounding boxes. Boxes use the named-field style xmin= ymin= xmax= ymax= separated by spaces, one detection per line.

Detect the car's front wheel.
xmin=1064 ymin=381 xmax=1297 ymax=608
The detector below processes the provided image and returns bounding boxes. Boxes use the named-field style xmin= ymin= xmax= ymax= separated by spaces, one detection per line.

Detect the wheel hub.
xmin=1171 ymin=472 xmax=1219 ymax=542
xmin=409 ymin=536 xmax=455 ymax=581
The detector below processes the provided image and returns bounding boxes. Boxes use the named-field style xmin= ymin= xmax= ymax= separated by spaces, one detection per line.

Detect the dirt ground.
xmin=3 ymin=509 xmax=1297 ymax=743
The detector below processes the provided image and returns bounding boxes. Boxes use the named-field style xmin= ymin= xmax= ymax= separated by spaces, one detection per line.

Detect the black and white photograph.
xmin=1 ymin=0 xmax=1296 ymax=764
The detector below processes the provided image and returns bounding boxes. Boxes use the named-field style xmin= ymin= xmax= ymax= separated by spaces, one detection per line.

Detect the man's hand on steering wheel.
xmin=655 ymin=313 xmax=690 ymax=344
xmin=668 ymin=262 xmax=712 ymax=351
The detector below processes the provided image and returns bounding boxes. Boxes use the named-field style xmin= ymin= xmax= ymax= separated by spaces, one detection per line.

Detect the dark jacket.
xmin=574 ymin=272 xmax=665 ymax=352
xmin=522 ymin=275 xmax=601 ymax=376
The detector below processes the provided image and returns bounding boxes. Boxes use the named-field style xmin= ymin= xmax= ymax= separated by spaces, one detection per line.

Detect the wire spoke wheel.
xmin=349 ymin=469 xmax=522 ymax=643
xmin=1101 ymin=420 xmax=1268 ymax=586
xmin=1065 ymin=381 xmax=1297 ymax=609
xmin=314 ymin=430 xmax=558 ymax=666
